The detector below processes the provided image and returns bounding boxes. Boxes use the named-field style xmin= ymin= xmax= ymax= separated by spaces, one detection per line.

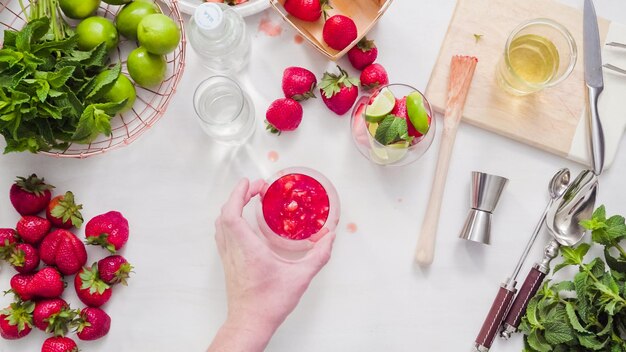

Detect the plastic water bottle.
xmin=188 ymin=3 xmax=251 ymax=74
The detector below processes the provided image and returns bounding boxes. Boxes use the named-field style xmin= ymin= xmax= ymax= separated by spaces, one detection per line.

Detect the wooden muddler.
xmin=415 ymin=55 xmax=478 ymax=266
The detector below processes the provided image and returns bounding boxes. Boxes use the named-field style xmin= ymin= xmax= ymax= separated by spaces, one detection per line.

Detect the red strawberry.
xmin=348 ymin=37 xmax=378 ymax=70
xmin=0 ymin=228 xmax=18 ymax=260
xmin=98 ymin=255 xmax=133 ymax=286
xmin=17 ymin=215 xmax=51 ymax=245
xmin=284 ymin=0 xmax=331 ymax=22
xmin=10 ymin=174 xmax=54 ymax=215
xmin=42 ymin=336 xmax=79 ymax=352
xmin=85 ymin=211 xmax=129 ymax=253
xmin=9 ymin=243 xmax=40 ymax=274
xmin=33 ymin=298 xmax=77 ymax=336
xmin=282 ymin=67 xmax=317 ymax=101
xmin=322 ymin=15 xmax=358 ymax=51
xmin=265 ymin=98 xmax=303 ymax=134
xmin=75 ymin=307 xmax=111 ymax=341
xmin=40 ymin=229 xmax=87 ymax=276
xmin=10 ymin=267 xmax=65 ymax=301
xmin=46 ymin=192 xmax=83 ymax=229
xmin=0 ymin=300 xmax=34 ymax=340
xmin=360 ymin=63 xmax=389 ymax=90
xmin=74 ymin=264 xmax=112 ymax=308
xmin=319 ymin=65 xmax=360 ymax=115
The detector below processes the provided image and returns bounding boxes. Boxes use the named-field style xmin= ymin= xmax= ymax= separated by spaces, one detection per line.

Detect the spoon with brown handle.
xmin=415 ymin=55 xmax=478 ymax=266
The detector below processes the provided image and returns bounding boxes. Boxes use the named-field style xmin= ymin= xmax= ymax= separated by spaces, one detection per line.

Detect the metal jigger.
xmin=459 ymin=172 xmax=509 ymax=245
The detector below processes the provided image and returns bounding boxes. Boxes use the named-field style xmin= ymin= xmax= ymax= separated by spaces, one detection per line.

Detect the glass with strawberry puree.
xmin=256 ymin=167 xmax=340 ymax=252
xmin=350 ymin=84 xmax=436 ymax=166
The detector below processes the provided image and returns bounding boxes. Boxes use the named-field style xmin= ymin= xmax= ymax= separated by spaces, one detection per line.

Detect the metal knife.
xmin=584 ymin=0 xmax=606 ymax=175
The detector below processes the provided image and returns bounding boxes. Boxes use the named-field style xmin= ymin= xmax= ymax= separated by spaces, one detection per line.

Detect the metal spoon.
xmin=500 ymin=170 xmax=598 ymax=338
xmin=473 ymin=168 xmax=570 ymax=351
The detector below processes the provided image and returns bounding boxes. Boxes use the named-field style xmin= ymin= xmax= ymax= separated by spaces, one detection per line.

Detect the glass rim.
xmin=193 ymin=75 xmax=246 ymax=125
xmin=503 ymin=18 xmax=578 ymax=89
xmin=365 ymin=83 xmax=435 ymax=151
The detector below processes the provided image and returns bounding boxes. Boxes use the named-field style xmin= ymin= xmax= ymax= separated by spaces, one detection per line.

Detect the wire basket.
xmin=0 ymin=0 xmax=186 ymax=158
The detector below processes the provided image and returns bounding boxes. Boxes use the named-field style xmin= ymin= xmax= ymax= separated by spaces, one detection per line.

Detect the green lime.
xmin=115 ymin=1 xmax=160 ymax=40
xmin=406 ymin=91 xmax=430 ymax=135
xmin=76 ymin=16 xmax=119 ymax=51
xmin=127 ymin=46 xmax=166 ymax=88
xmin=365 ymin=88 xmax=395 ymax=123
xmin=103 ymin=74 xmax=136 ymax=113
xmin=137 ymin=14 xmax=181 ymax=55
xmin=59 ymin=0 xmax=100 ymax=19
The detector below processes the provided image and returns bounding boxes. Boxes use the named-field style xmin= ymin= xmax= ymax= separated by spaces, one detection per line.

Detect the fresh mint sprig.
xmin=520 ymin=205 xmax=626 ymax=352
xmin=374 ymin=115 xmax=413 ymax=146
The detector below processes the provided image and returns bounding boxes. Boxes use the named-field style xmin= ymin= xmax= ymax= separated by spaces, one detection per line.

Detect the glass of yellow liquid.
xmin=496 ymin=18 xmax=577 ymax=96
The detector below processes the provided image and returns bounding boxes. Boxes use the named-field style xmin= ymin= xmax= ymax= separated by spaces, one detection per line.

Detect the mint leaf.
xmin=561 ymin=243 xmax=590 ymax=266
xmin=85 ymin=63 xmax=120 ymax=101
xmin=374 ymin=115 xmax=409 ymax=145
xmin=566 ymin=302 xmax=588 ymax=333
xmin=527 ymin=329 xmax=552 ymax=352
xmin=16 ymin=18 xmax=50 ymax=52
xmin=47 ymin=66 xmax=75 ymax=89
xmin=578 ymin=334 xmax=609 ymax=350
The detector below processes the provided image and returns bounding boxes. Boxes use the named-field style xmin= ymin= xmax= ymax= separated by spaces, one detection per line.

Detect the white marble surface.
xmin=1 ymin=1 xmax=626 ymax=351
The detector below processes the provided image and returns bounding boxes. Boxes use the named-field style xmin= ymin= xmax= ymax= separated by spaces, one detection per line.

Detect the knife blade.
xmin=583 ymin=0 xmax=605 ymax=175
xmin=584 ymin=0 xmax=604 ymax=88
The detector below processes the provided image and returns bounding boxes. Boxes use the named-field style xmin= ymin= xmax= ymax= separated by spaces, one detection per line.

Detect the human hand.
xmin=209 ymin=178 xmax=336 ymax=352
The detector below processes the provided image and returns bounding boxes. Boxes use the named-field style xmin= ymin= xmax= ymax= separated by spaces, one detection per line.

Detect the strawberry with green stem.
xmin=0 ymin=300 xmax=34 ymax=340
xmin=75 ymin=307 xmax=111 ymax=341
xmin=33 ymin=298 xmax=78 ymax=336
xmin=348 ymin=37 xmax=378 ymax=70
xmin=10 ymin=174 xmax=54 ymax=216
xmin=319 ymin=65 xmax=360 ymax=115
xmin=75 ymin=264 xmax=112 ymax=307
xmin=46 ymin=192 xmax=83 ymax=229
xmin=8 ymin=243 xmax=40 ymax=274
xmin=85 ymin=211 xmax=129 ymax=253
xmin=0 ymin=229 xmax=19 ymax=260
xmin=282 ymin=67 xmax=317 ymax=102
xmin=98 ymin=255 xmax=133 ymax=286
xmin=265 ymin=98 xmax=303 ymax=135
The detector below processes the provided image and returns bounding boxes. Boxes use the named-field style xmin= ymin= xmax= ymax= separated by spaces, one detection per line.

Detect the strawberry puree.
xmin=258 ymin=14 xmax=282 ymax=37
xmin=294 ymin=35 xmax=304 ymax=44
xmin=262 ymin=174 xmax=330 ymax=240
xmin=346 ymin=223 xmax=358 ymax=233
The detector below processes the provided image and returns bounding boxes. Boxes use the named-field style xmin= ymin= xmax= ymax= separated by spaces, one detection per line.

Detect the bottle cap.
xmin=194 ymin=3 xmax=224 ymax=31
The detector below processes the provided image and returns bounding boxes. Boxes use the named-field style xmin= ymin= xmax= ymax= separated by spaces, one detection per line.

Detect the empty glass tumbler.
xmin=193 ymin=76 xmax=255 ymax=145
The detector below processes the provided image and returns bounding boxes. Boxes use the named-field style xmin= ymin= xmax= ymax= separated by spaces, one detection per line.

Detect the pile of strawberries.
xmin=0 ymin=174 xmax=133 ymax=352
xmin=265 ymin=0 xmax=389 ymax=134
xmin=265 ymin=35 xmax=388 ymax=134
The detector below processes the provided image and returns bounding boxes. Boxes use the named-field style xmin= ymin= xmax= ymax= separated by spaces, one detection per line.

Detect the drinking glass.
xmin=256 ymin=167 xmax=340 ymax=253
xmin=350 ymin=84 xmax=436 ymax=167
xmin=496 ymin=18 xmax=577 ymax=96
xmin=193 ymin=76 xmax=255 ymax=144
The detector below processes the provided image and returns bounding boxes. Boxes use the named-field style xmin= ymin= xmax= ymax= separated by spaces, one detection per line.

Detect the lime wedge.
xmin=365 ymin=88 xmax=396 ymax=123
xmin=406 ymin=91 xmax=430 ymax=134
xmin=367 ymin=122 xmax=378 ymax=137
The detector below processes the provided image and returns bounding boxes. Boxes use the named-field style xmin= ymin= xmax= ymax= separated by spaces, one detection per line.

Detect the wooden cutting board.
xmin=426 ymin=0 xmax=626 ymax=168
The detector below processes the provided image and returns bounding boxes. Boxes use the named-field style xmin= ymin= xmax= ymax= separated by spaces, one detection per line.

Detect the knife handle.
xmin=587 ymin=85 xmax=605 ymax=175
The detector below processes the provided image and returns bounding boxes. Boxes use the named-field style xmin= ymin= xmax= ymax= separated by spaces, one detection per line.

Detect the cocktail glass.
xmin=256 ymin=167 xmax=340 ymax=252
xmin=350 ymin=84 xmax=436 ymax=166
